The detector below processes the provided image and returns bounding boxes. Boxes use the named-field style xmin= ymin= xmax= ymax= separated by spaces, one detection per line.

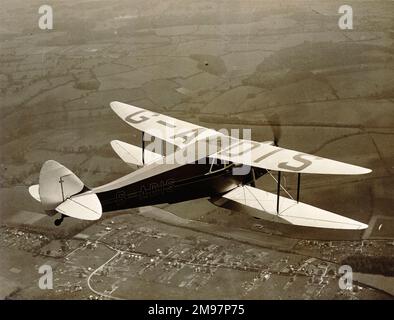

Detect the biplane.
xmin=29 ymin=101 xmax=370 ymax=230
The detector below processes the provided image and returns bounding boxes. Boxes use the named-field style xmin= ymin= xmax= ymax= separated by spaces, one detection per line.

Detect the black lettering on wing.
xmin=277 ymin=153 xmax=317 ymax=172
xmin=125 ymin=110 xmax=159 ymax=124
xmin=171 ymin=128 xmax=204 ymax=145
xmin=157 ymin=120 xmax=177 ymax=128
xmin=253 ymin=148 xmax=283 ymax=163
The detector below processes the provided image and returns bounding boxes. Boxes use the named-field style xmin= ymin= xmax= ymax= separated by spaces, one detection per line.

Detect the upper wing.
xmin=110 ymin=101 xmax=221 ymax=149
xmin=210 ymin=139 xmax=371 ymax=175
xmin=111 ymin=102 xmax=371 ymax=175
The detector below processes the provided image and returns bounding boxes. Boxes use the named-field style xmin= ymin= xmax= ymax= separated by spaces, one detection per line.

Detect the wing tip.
xmin=361 ymin=167 xmax=372 ymax=175
xmin=110 ymin=139 xmax=143 ymax=167
xmin=348 ymin=166 xmax=372 ymax=175
xmin=110 ymin=100 xmax=120 ymax=107
xmin=110 ymin=101 xmax=142 ymax=120
xmin=110 ymin=101 xmax=123 ymax=113
xmin=110 ymin=139 xmax=121 ymax=148
xmin=358 ymin=222 xmax=369 ymax=230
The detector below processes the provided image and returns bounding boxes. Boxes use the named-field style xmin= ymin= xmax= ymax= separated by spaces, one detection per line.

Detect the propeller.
xmin=264 ymin=112 xmax=283 ymax=212
xmin=249 ymin=112 xmax=282 ymax=187
xmin=266 ymin=112 xmax=281 ymax=147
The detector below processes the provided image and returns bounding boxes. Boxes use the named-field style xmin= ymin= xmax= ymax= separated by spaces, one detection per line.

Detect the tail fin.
xmin=29 ymin=160 xmax=102 ymax=221
xmin=38 ymin=160 xmax=85 ymax=211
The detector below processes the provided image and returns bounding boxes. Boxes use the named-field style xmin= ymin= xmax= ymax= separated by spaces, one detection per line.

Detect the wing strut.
xmin=251 ymin=168 xmax=256 ymax=187
xmin=276 ymin=171 xmax=281 ymax=214
xmin=141 ymin=132 xmax=145 ymax=165
xmin=296 ymin=173 xmax=301 ymax=203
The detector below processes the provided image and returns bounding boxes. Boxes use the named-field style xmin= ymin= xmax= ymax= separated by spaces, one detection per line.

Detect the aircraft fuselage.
xmin=96 ymin=162 xmax=266 ymax=212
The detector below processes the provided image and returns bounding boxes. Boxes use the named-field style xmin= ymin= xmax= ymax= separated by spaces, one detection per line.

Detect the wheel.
xmin=54 ymin=218 xmax=63 ymax=226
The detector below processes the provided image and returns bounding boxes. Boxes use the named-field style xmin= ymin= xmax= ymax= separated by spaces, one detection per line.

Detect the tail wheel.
xmin=54 ymin=215 xmax=65 ymax=226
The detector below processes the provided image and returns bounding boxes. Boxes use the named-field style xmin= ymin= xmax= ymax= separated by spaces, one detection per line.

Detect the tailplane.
xmin=28 ymin=160 xmax=102 ymax=224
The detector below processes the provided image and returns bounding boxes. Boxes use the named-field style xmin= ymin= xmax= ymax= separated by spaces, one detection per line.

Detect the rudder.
xmin=38 ymin=160 xmax=86 ymax=211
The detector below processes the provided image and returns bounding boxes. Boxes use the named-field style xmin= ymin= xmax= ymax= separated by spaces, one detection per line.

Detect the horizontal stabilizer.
xmin=28 ymin=184 xmax=41 ymax=202
xmin=111 ymin=140 xmax=162 ymax=167
xmin=215 ymin=185 xmax=368 ymax=230
xmin=56 ymin=192 xmax=102 ymax=221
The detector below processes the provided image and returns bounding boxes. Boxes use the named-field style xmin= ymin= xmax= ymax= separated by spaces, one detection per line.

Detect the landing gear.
xmin=54 ymin=214 xmax=65 ymax=226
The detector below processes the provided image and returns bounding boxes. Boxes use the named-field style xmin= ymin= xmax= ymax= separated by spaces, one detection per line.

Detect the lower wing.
xmin=111 ymin=140 xmax=162 ymax=167
xmin=212 ymin=185 xmax=368 ymax=230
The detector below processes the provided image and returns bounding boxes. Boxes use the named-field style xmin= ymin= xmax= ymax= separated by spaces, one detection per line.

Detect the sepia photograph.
xmin=0 ymin=0 xmax=393 ymax=307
